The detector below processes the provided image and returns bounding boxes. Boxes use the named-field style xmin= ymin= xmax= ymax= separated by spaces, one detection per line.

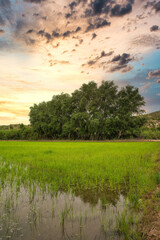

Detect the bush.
xmin=140 ymin=128 xmax=160 ymax=139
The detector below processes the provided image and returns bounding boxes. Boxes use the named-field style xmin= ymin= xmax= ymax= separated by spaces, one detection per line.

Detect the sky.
xmin=0 ymin=0 xmax=160 ymax=125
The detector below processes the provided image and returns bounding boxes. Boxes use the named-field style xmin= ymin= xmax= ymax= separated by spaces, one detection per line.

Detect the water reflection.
xmin=0 ymin=181 xmax=132 ymax=240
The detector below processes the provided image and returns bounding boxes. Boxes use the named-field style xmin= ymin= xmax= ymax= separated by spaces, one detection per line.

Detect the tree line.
xmin=28 ymin=81 xmax=146 ymax=140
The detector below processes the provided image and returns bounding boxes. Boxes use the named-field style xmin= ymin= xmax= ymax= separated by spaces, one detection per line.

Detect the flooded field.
xmin=0 ymin=142 xmax=159 ymax=239
xmin=0 ymin=182 xmax=137 ymax=240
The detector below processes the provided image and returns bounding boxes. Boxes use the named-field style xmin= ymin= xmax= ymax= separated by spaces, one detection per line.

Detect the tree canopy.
xmin=29 ymin=81 xmax=146 ymax=140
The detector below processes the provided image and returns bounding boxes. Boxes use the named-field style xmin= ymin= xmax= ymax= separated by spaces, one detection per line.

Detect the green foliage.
xmin=0 ymin=127 xmax=37 ymax=140
xmin=116 ymin=209 xmax=141 ymax=240
xmin=0 ymin=142 xmax=158 ymax=204
xmin=145 ymin=111 xmax=160 ymax=121
xmin=140 ymin=128 xmax=160 ymax=139
xmin=29 ymin=81 xmax=146 ymax=140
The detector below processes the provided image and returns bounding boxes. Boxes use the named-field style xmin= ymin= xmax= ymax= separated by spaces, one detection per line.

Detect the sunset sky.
xmin=0 ymin=0 xmax=160 ymax=125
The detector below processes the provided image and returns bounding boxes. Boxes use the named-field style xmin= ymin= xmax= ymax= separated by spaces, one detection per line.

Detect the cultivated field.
xmin=0 ymin=142 xmax=159 ymax=240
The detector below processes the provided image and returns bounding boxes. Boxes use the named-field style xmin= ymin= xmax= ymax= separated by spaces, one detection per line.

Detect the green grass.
xmin=0 ymin=141 xmax=159 ymax=239
xmin=0 ymin=141 xmax=159 ymax=206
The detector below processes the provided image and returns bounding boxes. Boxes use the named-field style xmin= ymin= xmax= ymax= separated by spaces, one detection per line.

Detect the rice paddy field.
xmin=0 ymin=141 xmax=159 ymax=240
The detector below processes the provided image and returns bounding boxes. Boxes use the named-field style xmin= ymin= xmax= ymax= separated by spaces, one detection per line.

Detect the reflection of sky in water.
xmin=0 ymin=183 xmax=136 ymax=240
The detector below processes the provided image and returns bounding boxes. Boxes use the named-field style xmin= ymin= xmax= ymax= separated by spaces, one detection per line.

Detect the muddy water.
xmin=0 ymin=183 xmax=132 ymax=240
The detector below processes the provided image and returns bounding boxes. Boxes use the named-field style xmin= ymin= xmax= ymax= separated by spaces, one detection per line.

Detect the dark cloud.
xmin=66 ymin=0 xmax=88 ymax=18
xmin=75 ymin=26 xmax=81 ymax=32
xmin=144 ymin=1 xmax=156 ymax=9
xmin=83 ymin=50 xmax=114 ymax=67
xmin=24 ymin=0 xmax=46 ymax=3
xmin=0 ymin=29 xmax=5 ymax=33
xmin=63 ymin=30 xmax=71 ymax=37
xmin=150 ymin=25 xmax=159 ymax=32
xmin=101 ymin=50 xmax=113 ymax=57
xmin=84 ymin=0 xmax=134 ymax=18
xmin=84 ymin=0 xmax=110 ymax=17
xmin=65 ymin=13 xmax=72 ymax=18
xmin=52 ymin=30 xmax=60 ymax=38
xmin=109 ymin=64 xmax=133 ymax=73
xmin=52 ymin=27 xmax=81 ymax=39
xmin=33 ymin=13 xmax=39 ymax=16
xmin=42 ymin=16 xmax=47 ymax=20
xmin=111 ymin=3 xmax=132 ymax=17
xmin=37 ymin=30 xmax=52 ymax=42
xmin=86 ymin=18 xmax=111 ymax=32
xmin=109 ymin=53 xmax=133 ymax=72
xmin=45 ymin=32 xmax=52 ymax=41
xmin=144 ymin=1 xmax=160 ymax=12
xmin=69 ymin=1 xmax=77 ymax=10
xmin=111 ymin=53 xmax=132 ymax=65
xmin=91 ymin=0 xmax=109 ymax=15
xmin=65 ymin=0 xmax=88 ymax=18
xmin=92 ymin=33 xmax=97 ymax=40
xmin=26 ymin=29 xmax=34 ymax=34
xmin=147 ymin=69 xmax=160 ymax=79
xmin=154 ymin=1 xmax=160 ymax=12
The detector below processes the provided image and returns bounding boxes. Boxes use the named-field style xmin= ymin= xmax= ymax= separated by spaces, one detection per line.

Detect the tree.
xmin=29 ymin=81 xmax=146 ymax=140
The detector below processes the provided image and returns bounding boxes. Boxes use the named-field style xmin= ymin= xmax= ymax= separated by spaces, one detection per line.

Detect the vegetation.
xmin=0 ymin=142 xmax=159 ymax=203
xmin=29 ymin=81 xmax=146 ymax=140
xmin=140 ymin=128 xmax=160 ymax=140
xmin=0 ymin=125 xmax=36 ymax=140
xmin=0 ymin=142 xmax=159 ymax=239
xmin=145 ymin=110 xmax=160 ymax=121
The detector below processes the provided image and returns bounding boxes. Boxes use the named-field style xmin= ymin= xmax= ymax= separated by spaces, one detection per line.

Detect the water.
xmin=0 ymin=181 xmax=134 ymax=240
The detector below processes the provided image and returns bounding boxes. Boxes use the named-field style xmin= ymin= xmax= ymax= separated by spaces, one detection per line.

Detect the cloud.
xmin=90 ymin=0 xmax=109 ymax=15
xmin=84 ymin=0 xmax=134 ymax=18
xmin=92 ymin=33 xmax=97 ymax=40
xmin=111 ymin=3 xmax=133 ymax=17
xmin=24 ymin=0 xmax=46 ymax=3
xmin=0 ymin=29 xmax=5 ymax=33
xmin=83 ymin=50 xmax=114 ymax=67
xmin=111 ymin=53 xmax=132 ymax=65
xmin=131 ymin=34 xmax=160 ymax=48
xmin=86 ymin=18 xmax=111 ymax=32
xmin=15 ymin=19 xmax=27 ymax=34
xmin=65 ymin=0 xmax=88 ymax=18
xmin=147 ymin=69 xmax=160 ymax=79
xmin=109 ymin=53 xmax=133 ymax=73
xmin=139 ymin=82 xmax=152 ymax=93
xmin=49 ymin=59 xmax=70 ymax=66
xmin=37 ymin=30 xmax=52 ymax=42
xmin=144 ymin=1 xmax=160 ymax=12
xmin=26 ymin=29 xmax=34 ymax=34
xmin=63 ymin=30 xmax=71 ymax=37
xmin=0 ymin=15 xmax=5 ymax=26
xmin=154 ymin=1 xmax=160 ymax=12
xmin=52 ymin=30 xmax=60 ymax=38
xmin=0 ymin=0 xmax=11 ymax=7
xmin=0 ymin=0 xmax=12 ymax=23
xmin=75 ymin=26 xmax=81 ymax=32
xmin=150 ymin=25 xmax=159 ymax=32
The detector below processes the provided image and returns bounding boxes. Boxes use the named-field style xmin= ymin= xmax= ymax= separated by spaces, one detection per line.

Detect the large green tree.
xmin=29 ymin=81 xmax=146 ymax=139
